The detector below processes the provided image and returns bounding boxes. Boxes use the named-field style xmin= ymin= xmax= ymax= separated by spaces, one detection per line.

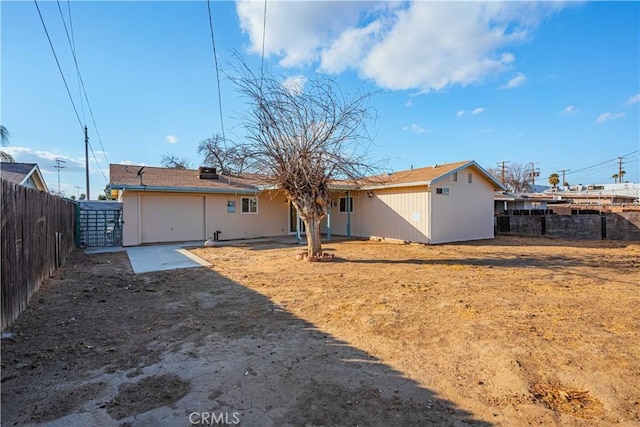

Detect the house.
xmin=324 ymin=160 xmax=504 ymax=244
xmin=109 ymin=160 xmax=504 ymax=246
xmin=494 ymin=193 xmax=555 ymax=215
xmin=0 ymin=162 xmax=49 ymax=192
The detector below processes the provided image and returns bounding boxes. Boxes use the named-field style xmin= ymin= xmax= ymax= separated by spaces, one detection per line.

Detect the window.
xmin=453 ymin=172 xmax=458 ymax=182
xmin=436 ymin=188 xmax=450 ymax=195
xmin=468 ymin=173 xmax=473 ymax=183
xmin=241 ymin=197 xmax=258 ymax=213
xmin=339 ymin=196 xmax=353 ymax=213
xmin=227 ymin=200 xmax=236 ymax=213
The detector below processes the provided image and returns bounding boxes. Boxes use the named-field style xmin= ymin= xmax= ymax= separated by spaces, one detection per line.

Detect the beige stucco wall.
xmin=120 ymin=190 xmax=289 ymax=246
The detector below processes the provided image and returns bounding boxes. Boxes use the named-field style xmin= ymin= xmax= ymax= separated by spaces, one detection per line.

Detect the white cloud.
xmin=236 ymin=1 xmax=566 ymax=92
xmin=405 ymin=99 xmax=413 ymax=107
xmin=236 ymin=0 xmax=375 ymax=67
xmin=595 ymin=112 xmax=625 ymax=124
xmin=166 ymin=135 xmax=178 ymax=144
xmin=402 ymin=124 xmax=428 ymax=134
xmin=626 ymin=94 xmax=640 ymax=105
xmin=282 ymin=75 xmax=307 ymax=95
xmin=500 ymin=72 xmax=527 ymax=90
xmin=560 ymin=105 xmax=576 ymax=115
xmin=458 ymin=108 xmax=484 ymax=117
xmin=3 ymin=147 xmax=85 ymax=173
xmin=119 ymin=160 xmax=148 ymax=166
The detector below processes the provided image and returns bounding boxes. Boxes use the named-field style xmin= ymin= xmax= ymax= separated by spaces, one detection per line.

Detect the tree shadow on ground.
xmin=1 ymin=251 xmax=492 ymax=426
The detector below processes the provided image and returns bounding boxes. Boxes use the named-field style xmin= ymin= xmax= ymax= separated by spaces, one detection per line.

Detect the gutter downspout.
xmin=327 ymin=206 xmax=331 ymax=241
xmin=346 ymin=191 xmax=351 ymax=238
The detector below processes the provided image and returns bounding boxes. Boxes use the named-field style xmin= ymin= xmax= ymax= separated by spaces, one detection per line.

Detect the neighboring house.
xmin=110 ymin=160 xmax=504 ymax=246
xmin=0 ymin=162 xmax=49 ymax=192
xmin=494 ymin=193 xmax=553 ymax=214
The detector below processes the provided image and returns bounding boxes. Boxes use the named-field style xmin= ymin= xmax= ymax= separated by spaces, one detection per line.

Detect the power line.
xmin=261 ymin=0 xmax=267 ymax=77
xmin=565 ymin=149 xmax=639 ymax=176
xmin=33 ymin=0 xmax=83 ymax=131
xmin=56 ymin=0 xmax=111 ymax=170
xmin=58 ymin=0 xmax=85 ymax=122
xmin=206 ymin=0 xmax=226 ymax=142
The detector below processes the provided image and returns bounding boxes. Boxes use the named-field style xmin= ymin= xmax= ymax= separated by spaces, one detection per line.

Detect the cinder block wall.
xmin=497 ymin=212 xmax=640 ymax=241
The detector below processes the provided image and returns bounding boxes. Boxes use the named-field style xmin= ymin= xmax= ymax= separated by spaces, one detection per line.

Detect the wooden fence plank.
xmin=1 ymin=179 xmax=77 ymax=330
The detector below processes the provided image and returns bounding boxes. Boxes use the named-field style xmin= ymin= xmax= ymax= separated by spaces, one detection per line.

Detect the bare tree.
xmin=230 ymin=62 xmax=380 ymax=257
xmin=160 ymin=153 xmax=191 ymax=169
xmin=198 ymin=134 xmax=247 ymax=175
xmin=489 ymin=163 xmax=533 ymax=192
xmin=1 ymin=125 xmax=15 ymax=162
xmin=505 ymin=163 xmax=534 ymax=192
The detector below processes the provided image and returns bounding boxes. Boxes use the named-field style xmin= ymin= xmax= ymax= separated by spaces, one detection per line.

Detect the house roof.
xmin=110 ymin=159 xmax=506 ymax=194
xmin=109 ymin=164 xmax=265 ymax=194
xmin=0 ymin=162 xmax=49 ymax=192
xmin=361 ymin=160 xmax=505 ymax=191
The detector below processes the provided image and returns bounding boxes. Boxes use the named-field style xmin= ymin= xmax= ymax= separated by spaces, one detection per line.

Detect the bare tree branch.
xmin=160 ymin=153 xmax=191 ymax=169
xmin=228 ymin=56 xmax=382 ymax=256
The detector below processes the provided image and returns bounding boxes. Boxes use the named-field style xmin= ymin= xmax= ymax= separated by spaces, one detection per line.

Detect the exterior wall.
xmin=430 ymin=166 xmax=496 ymax=244
xmin=122 ymin=192 xmax=139 ymax=246
xmin=339 ymin=187 xmax=430 ymax=243
xmin=121 ymin=190 xmax=289 ymax=246
xmin=498 ymin=212 xmax=640 ymax=241
xmin=204 ymin=191 xmax=288 ymax=241
xmin=140 ymin=194 xmax=205 ymax=243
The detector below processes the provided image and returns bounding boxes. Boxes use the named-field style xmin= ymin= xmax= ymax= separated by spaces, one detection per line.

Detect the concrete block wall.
xmin=497 ymin=212 xmax=640 ymax=241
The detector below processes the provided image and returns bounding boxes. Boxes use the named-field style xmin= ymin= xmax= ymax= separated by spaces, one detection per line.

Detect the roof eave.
xmin=110 ymin=184 xmax=260 ymax=194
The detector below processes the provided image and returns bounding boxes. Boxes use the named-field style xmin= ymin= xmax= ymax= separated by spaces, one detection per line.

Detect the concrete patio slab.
xmin=125 ymin=244 xmax=211 ymax=274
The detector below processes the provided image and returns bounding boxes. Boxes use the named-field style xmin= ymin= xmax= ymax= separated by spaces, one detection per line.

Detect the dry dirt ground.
xmin=1 ymin=236 xmax=639 ymax=426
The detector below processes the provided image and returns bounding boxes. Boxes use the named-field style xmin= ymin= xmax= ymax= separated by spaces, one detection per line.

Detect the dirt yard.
xmin=1 ymin=236 xmax=638 ymax=426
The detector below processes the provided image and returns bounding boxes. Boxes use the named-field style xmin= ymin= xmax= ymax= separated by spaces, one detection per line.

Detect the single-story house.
xmin=494 ymin=193 xmax=555 ymax=214
xmin=0 ymin=162 xmax=49 ymax=192
xmin=109 ymin=160 xmax=504 ymax=246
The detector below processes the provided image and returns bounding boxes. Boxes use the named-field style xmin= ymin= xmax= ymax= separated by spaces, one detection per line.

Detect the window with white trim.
xmin=241 ymin=197 xmax=258 ymax=213
xmin=339 ymin=196 xmax=353 ymax=213
xmin=436 ymin=188 xmax=450 ymax=195
xmin=453 ymin=172 xmax=458 ymax=182
xmin=468 ymin=173 xmax=473 ymax=183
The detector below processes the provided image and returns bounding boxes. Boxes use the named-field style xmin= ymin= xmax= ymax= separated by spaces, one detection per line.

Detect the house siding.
xmin=429 ymin=166 xmax=495 ymax=244
xmin=121 ymin=190 xmax=289 ymax=246
xmin=339 ymin=187 xmax=430 ymax=243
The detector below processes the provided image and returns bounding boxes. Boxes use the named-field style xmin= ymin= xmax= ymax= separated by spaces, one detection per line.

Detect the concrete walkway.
xmin=125 ymin=243 xmax=211 ymax=274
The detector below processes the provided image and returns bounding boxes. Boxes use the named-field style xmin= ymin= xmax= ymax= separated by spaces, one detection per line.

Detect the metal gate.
xmin=77 ymin=201 xmax=123 ymax=247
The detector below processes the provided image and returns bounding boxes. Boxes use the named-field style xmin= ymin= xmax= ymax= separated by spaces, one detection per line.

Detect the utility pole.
xmin=53 ymin=158 xmax=66 ymax=195
xmin=528 ymin=162 xmax=540 ymax=186
xmin=558 ymin=169 xmax=571 ymax=187
xmin=496 ymin=160 xmax=509 ymax=185
xmin=74 ymin=185 xmax=81 ymax=198
xmin=84 ymin=125 xmax=90 ymax=200
xmin=618 ymin=157 xmax=624 ymax=183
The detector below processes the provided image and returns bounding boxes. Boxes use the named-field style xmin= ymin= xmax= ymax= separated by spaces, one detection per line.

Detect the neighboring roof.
xmin=109 ymin=164 xmax=266 ymax=194
xmin=361 ymin=160 xmax=505 ymax=191
xmin=494 ymin=193 xmax=557 ymax=202
xmin=0 ymin=162 xmax=49 ymax=192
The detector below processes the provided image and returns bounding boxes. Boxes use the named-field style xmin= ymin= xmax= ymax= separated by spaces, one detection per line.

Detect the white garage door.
xmin=140 ymin=195 xmax=205 ymax=243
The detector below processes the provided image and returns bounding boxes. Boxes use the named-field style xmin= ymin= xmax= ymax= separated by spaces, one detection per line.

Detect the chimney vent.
xmin=198 ymin=166 xmax=219 ymax=179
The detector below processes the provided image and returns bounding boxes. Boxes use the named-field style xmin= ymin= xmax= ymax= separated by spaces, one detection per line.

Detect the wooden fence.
xmin=1 ymin=179 xmax=76 ymax=330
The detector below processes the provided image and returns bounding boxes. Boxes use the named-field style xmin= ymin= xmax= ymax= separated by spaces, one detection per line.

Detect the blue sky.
xmin=2 ymin=1 xmax=639 ymax=198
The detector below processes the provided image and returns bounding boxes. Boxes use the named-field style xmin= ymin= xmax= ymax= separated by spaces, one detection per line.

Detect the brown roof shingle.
xmin=109 ymin=164 xmax=265 ymax=193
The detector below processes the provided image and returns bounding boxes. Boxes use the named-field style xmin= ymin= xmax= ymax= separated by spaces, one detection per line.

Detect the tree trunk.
xmin=304 ymin=216 xmax=323 ymax=257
